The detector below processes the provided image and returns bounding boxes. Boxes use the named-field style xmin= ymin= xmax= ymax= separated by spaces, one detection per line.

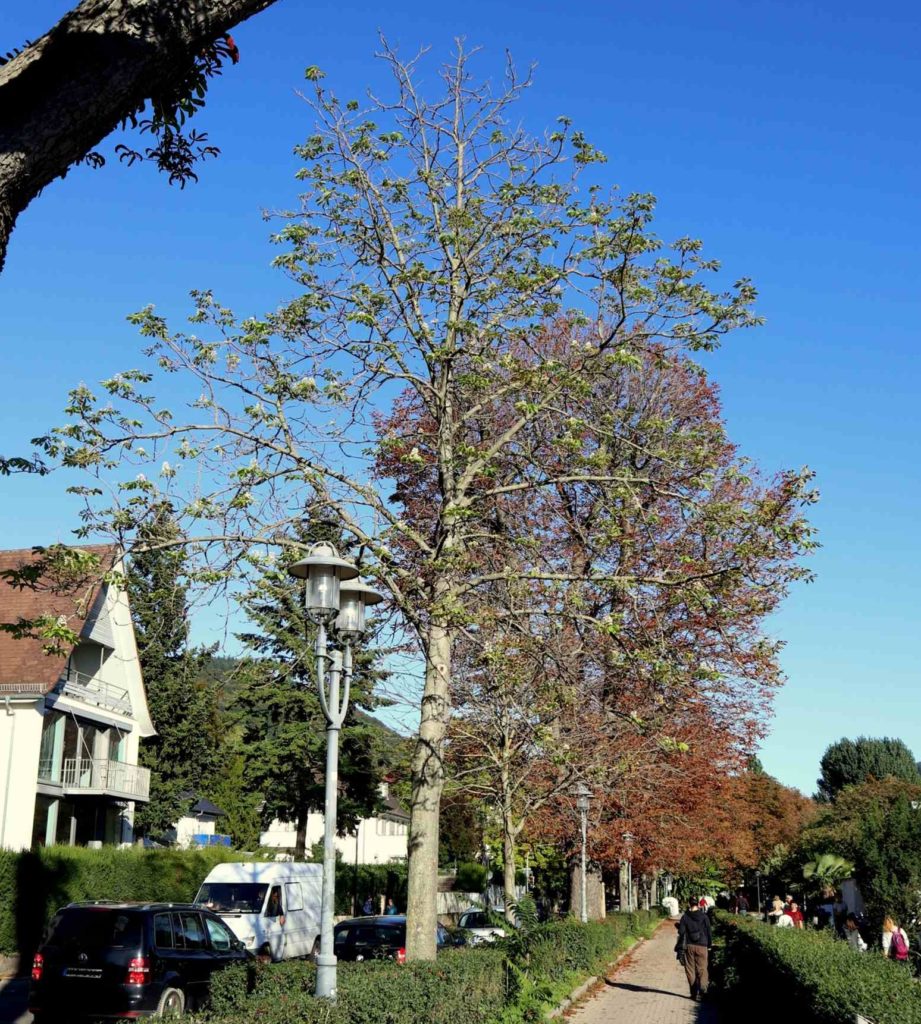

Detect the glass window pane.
xmin=205 ymin=917 xmax=232 ymax=951
xmin=154 ymin=914 xmax=173 ymax=948
xmin=285 ymin=883 xmax=303 ymax=912
xmin=179 ymin=913 xmax=206 ymax=950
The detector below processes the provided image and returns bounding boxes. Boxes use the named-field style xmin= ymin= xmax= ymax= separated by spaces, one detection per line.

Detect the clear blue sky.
xmin=3 ymin=0 xmax=920 ymax=796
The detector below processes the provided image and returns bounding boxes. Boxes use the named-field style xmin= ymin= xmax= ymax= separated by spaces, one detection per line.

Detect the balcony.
xmin=60 ymin=758 xmax=151 ymax=801
xmin=58 ymin=667 xmax=132 ymax=716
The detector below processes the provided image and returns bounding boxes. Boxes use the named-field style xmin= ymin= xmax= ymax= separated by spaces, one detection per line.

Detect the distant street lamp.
xmin=755 ymin=869 xmax=762 ymax=917
xmin=575 ymin=783 xmax=592 ymax=924
xmin=289 ymin=542 xmax=382 ymax=1001
xmin=622 ymin=832 xmax=635 ymax=913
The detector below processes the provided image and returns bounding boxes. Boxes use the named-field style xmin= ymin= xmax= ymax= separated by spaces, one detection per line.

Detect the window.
xmin=333 ymin=927 xmax=350 ymax=947
xmin=177 ymin=913 xmax=207 ymax=950
xmin=47 ymin=910 xmax=142 ymax=950
xmin=205 ymin=917 xmax=235 ymax=952
xmin=265 ymin=886 xmax=284 ymax=918
xmin=285 ymin=882 xmax=303 ymax=912
xmin=154 ymin=914 xmax=174 ymax=949
xmin=197 ymin=883 xmax=268 ymax=914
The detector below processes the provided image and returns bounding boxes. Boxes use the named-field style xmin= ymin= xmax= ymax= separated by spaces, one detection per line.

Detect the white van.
xmin=195 ymin=861 xmax=323 ymax=961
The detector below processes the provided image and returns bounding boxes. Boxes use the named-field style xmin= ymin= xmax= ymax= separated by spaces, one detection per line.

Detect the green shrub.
xmin=454 ymin=861 xmax=488 ymax=893
xmin=203 ymin=909 xmax=662 ymax=1024
xmin=0 ymin=845 xmax=247 ymax=958
xmin=716 ymin=911 xmax=921 ymax=1024
xmin=205 ymin=949 xmax=506 ymax=1024
xmin=0 ymin=846 xmax=409 ymax=957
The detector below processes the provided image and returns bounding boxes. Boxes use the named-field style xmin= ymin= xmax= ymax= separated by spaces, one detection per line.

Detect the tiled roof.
xmin=0 ymin=545 xmax=116 ymax=693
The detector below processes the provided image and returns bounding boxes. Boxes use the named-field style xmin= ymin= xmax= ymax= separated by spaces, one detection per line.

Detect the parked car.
xmin=332 ymin=916 xmax=460 ymax=963
xmin=195 ymin=861 xmax=323 ymax=961
xmin=456 ymin=909 xmax=507 ymax=945
xmin=29 ymin=901 xmax=251 ymax=1020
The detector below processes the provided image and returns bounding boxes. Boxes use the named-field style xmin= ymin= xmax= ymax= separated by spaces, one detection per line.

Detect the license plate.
xmin=63 ymin=967 xmax=103 ymax=979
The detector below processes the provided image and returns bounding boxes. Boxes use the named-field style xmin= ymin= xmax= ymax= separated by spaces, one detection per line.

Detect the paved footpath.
xmin=566 ymin=921 xmax=720 ymax=1024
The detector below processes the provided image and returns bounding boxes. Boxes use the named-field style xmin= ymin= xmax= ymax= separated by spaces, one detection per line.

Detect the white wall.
xmin=0 ymin=698 xmax=43 ymax=850
xmin=176 ymin=815 xmax=217 ymax=848
xmin=261 ymin=813 xmax=409 ymax=864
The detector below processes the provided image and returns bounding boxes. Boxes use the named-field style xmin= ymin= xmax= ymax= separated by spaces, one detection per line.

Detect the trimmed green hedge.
xmin=0 ymin=846 xmax=407 ymax=958
xmin=209 ymin=950 xmax=507 ymax=1024
xmin=716 ymin=912 xmax=921 ymax=1024
xmin=0 ymin=846 xmax=244 ymax=958
xmin=203 ymin=910 xmax=662 ymax=1024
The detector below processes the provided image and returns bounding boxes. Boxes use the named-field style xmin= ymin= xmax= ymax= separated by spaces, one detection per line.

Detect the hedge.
xmin=202 ymin=909 xmax=662 ymax=1024
xmin=0 ymin=846 xmax=408 ymax=959
xmin=715 ymin=911 xmax=921 ymax=1024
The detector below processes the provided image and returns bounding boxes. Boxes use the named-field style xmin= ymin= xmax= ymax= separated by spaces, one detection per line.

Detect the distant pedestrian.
xmin=882 ymin=916 xmax=910 ymax=962
xmin=845 ymin=913 xmax=867 ymax=952
xmin=675 ymin=897 xmax=712 ymax=1000
xmin=737 ymin=892 xmax=749 ymax=916
xmin=768 ymin=895 xmax=784 ymax=924
xmin=787 ymin=902 xmax=805 ymax=929
xmin=384 ymin=898 xmax=398 ymax=916
xmin=362 ymin=896 xmax=375 ymax=915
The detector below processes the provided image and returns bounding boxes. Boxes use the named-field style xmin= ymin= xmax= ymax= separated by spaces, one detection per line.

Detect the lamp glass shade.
xmin=334 ymin=580 xmax=384 ymax=640
xmin=287 ymin=542 xmax=359 ymax=623
xmin=335 ymin=588 xmax=364 ymax=639
xmin=306 ymin=566 xmax=341 ymax=621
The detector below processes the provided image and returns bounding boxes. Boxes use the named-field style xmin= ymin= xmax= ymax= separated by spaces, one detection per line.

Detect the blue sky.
xmin=2 ymin=0 xmax=920 ymax=796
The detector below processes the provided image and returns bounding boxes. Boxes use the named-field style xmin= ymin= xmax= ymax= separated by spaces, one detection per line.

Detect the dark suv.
xmin=29 ymin=902 xmax=251 ymax=1020
xmin=332 ymin=916 xmax=455 ymax=963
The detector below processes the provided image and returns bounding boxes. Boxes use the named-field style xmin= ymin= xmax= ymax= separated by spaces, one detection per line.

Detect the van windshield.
xmin=197 ymin=883 xmax=268 ymax=914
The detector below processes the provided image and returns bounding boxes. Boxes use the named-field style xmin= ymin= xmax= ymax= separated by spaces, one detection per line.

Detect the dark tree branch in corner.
xmin=0 ymin=0 xmax=281 ymax=271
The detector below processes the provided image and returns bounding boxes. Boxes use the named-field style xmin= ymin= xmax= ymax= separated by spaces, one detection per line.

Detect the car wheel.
xmin=156 ymin=987 xmax=186 ymax=1017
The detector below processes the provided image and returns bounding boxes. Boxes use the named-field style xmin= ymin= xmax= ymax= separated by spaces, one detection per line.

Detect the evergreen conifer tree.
xmin=128 ymin=503 xmax=221 ymax=836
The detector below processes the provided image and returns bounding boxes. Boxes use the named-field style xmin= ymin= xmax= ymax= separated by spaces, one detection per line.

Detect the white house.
xmin=260 ymin=781 xmax=410 ymax=863
xmin=0 ymin=545 xmax=155 ymax=850
xmin=173 ymin=795 xmax=230 ymax=849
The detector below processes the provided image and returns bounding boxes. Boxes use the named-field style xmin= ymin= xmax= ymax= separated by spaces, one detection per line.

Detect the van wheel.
xmin=257 ymin=943 xmax=272 ymax=963
xmin=310 ymin=938 xmax=320 ymax=962
xmin=156 ymin=987 xmax=185 ymax=1017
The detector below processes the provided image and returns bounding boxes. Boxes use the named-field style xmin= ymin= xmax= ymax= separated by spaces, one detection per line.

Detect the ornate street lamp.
xmin=289 ymin=542 xmax=383 ymax=1000
xmin=575 ymin=783 xmax=591 ymax=924
xmin=622 ymin=832 xmax=635 ymax=913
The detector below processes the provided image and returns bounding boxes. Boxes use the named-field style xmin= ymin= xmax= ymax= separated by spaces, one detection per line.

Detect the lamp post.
xmin=755 ymin=869 xmax=762 ymax=918
xmin=622 ymin=832 xmax=634 ymax=913
xmin=289 ymin=543 xmax=382 ymax=1001
xmin=575 ymin=783 xmax=591 ymax=924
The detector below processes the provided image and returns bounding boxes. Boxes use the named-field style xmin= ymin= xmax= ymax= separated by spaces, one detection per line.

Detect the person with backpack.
xmin=675 ymin=896 xmax=713 ymax=1000
xmin=882 ymin=916 xmax=910 ymax=963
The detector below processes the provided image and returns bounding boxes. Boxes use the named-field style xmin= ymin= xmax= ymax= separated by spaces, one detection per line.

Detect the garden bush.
xmin=0 ymin=845 xmax=245 ymax=958
xmin=0 ymin=845 xmax=408 ymax=959
xmin=207 ymin=949 xmax=507 ymax=1024
xmin=204 ymin=909 xmax=662 ymax=1024
xmin=716 ymin=911 xmax=921 ymax=1024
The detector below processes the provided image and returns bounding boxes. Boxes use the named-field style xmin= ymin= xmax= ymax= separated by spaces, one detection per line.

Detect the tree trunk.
xmin=0 ymin=0 xmax=279 ymax=270
xmin=619 ymin=860 xmax=629 ymax=912
xmin=404 ymin=616 xmax=453 ymax=960
xmin=294 ymin=813 xmax=307 ymax=861
xmin=503 ymin=829 xmax=517 ymax=922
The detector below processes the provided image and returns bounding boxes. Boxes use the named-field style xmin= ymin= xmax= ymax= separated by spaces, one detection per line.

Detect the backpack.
xmin=890 ymin=928 xmax=909 ymax=961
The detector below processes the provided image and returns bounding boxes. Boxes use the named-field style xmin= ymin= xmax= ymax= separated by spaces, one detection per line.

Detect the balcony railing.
xmin=61 ymin=758 xmax=151 ymax=801
xmin=58 ymin=668 xmax=132 ymax=716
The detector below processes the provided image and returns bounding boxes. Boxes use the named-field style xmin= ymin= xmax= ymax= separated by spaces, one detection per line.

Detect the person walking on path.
xmin=882 ymin=916 xmax=910 ymax=962
xmin=676 ymin=896 xmax=713 ymax=1000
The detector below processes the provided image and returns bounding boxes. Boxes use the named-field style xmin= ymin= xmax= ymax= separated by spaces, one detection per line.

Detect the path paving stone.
xmin=566 ymin=920 xmax=720 ymax=1024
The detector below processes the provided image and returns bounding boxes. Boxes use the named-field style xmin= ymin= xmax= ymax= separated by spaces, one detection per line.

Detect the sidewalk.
xmin=566 ymin=921 xmax=719 ymax=1024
